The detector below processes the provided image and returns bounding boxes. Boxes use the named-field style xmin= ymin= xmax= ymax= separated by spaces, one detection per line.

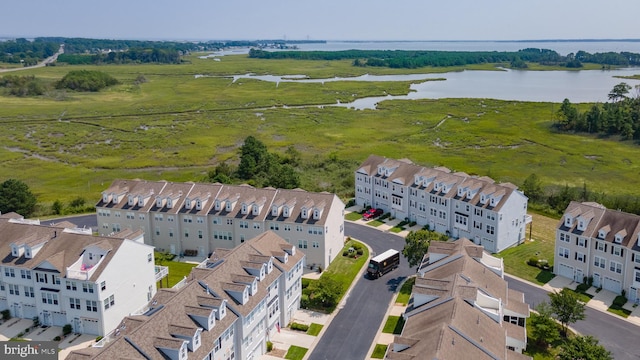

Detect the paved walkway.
xmin=0 ymin=319 xmax=95 ymax=358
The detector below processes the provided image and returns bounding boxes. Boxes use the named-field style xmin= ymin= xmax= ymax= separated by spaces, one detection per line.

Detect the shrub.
xmin=356 ymin=248 xmax=364 ymax=256
xmin=301 ymin=278 xmax=311 ymax=289
xmin=613 ymin=295 xmax=627 ymax=307
xmin=290 ymin=322 xmax=310 ymax=332
xmin=300 ymin=294 xmax=310 ymax=308
xmin=95 ymin=336 xmax=103 ymax=342
xmin=17 ymin=332 xmax=24 ymax=338
xmin=56 ymin=70 xmax=119 ymax=92
xmin=576 ymin=283 xmax=590 ymax=293
xmin=342 ymin=250 xmax=349 ymax=256
xmin=527 ymin=257 xmax=539 ymax=267
xmin=266 ymin=340 xmax=274 ymax=352
xmin=317 ymin=266 xmax=323 ymax=273
xmin=1 ymin=309 xmax=11 ymax=321
xmin=53 ymin=336 xmax=61 ymax=341
xmin=63 ymin=324 xmax=73 ymax=335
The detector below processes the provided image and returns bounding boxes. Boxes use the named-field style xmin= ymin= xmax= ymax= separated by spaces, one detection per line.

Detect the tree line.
xmin=0 ymin=38 xmax=59 ymax=66
xmin=521 ymin=173 xmax=640 ymax=217
xmin=248 ymin=48 xmax=640 ymax=69
xmin=556 ymin=82 xmax=640 ymax=140
xmin=57 ymin=48 xmax=181 ymax=65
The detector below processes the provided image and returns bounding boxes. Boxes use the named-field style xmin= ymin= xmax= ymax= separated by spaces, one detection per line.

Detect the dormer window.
xmin=598 ymin=229 xmax=607 ymax=239
xmin=457 ymin=188 xmax=464 ymax=196
xmin=128 ymin=195 xmax=134 ymax=206
xmin=301 ymin=208 xmax=308 ymax=219
xmin=564 ymin=216 xmax=573 ymax=227
xmin=215 ymin=200 xmax=221 ymax=211
xmin=167 ymin=198 xmax=173 ymax=208
xmin=272 ymin=205 xmax=279 ymax=216
xmin=11 ymin=245 xmax=19 ymax=257
xmin=467 ymin=191 xmax=473 ymax=199
xmin=138 ymin=196 xmax=144 ymax=207
xmin=313 ymin=209 xmax=321 ymax=220
xmin=156 ymin=197 xmax=163 ymax=208
xmin=112 ymin=194 xmax=119 ymax=204
xmin=25 ymin=248 xmax=31 ymax=258
xmin=241 ymin=204 xmax=248 ymax=214
xmin=577 ymin=220 xmax=585 ymax=231
xmin=480 ymin=194 xmax=487 ymax=204
xmin=196 ymin=200 xmax=202 ymax=210
xmin=185 ymin=198 xmax=192 ymax=210
xmin=225 ymin=202 xmax=232 ymax=212
xmin=102 ymin=193 xmax=109 ymax=203
xmin=377 ymin=167 xmax=383 ymax=175
xmin=490 ymin=197 xmax=497 ymax=206
xmin=283 ymin=206 xmax=290 ymax=218
xmin=615 ymin=234 xmax=623 ymax=243
xmin=414 ymin=176 xmax=421 ymax=185
xmin=252 ymin=205 xmax=260 ymax=216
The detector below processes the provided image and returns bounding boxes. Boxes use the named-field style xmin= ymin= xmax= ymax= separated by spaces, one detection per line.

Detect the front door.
xmin=593 ymin=273 xmax=601 ymax=288
xmin=575 ymin=269 xmax=583 ymax=283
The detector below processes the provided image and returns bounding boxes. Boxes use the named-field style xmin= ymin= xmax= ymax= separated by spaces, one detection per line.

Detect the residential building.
xmin=355 ymin=155 xmax=530 ymax=253
xmin=96 ymin=180 xmax=344 ymax=271
xmin=387 ymin=238 xmax=530 ymax=359
xmin=554 ymin=201 xmax=640 ymax=299
xmin=69 ymin=231 xmax=305 ymax=360
xmin=0 ymin=212 xmax=157 ymax=336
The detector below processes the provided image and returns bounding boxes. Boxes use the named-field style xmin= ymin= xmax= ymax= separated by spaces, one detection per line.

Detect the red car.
xmin=363 ymin=208 xmax=383 ymax=220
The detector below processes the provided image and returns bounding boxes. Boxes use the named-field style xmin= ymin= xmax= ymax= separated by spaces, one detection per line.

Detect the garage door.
xmin=557 ymin=263 xmax=574 ymax=279
xmin=52 ymin=311 xmax=67 ymax=327
xmin=23 ymin=304 xmax=37 ymax=320
xmin=603 ymin=277 xmax=622 ymax=294
xmin=82 ymin=318 xmax=101 ymax=335
xmin=481 ymin=238 xmax=495 ymax=253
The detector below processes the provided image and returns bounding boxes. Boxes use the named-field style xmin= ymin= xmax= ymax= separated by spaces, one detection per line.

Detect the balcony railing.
xmin=155 ymin=265 xmax=169 ymax=282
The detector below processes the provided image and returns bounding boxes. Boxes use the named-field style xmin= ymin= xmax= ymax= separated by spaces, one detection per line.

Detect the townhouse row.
xmin=96 ymin=180 xmax=345 ymax=271
xmin=387 ymin=238 xmax=531 ymax=360
xmin=554 ymin=201 xmax=640 ymax=300
xmin=69 ymin=231 xmax=305 ymax=360
xmin=355 ymin=155 xmax=530 ymax=253
xmin=0 ymin=212 xmax=157 ymax=336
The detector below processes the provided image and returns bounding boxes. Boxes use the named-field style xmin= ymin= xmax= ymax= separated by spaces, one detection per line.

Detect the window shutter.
xmin=621 ymin=249 xmax=624 ymax=257
xmin=633 ymin=253 xmax=635 ymax=262
xmin=574 ymin=253 xmax=577 ymax=260
xmin=576 ymin=237 xmax=578 ymax=246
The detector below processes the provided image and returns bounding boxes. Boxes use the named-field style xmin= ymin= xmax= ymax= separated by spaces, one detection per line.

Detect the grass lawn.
xmin=396 ymin=277 xmax=415 ymax=305
xmin=497 ymin=212 xmax=558 ymax=285
xmin=158 ymin=260 xmax=197 ymax=288
xmin=367 ymin=220 xmax=385 ymax=227
xmin=284 ymin=345 xmax=308 ymax=360
xmin=303 ymin=239 xmax=368 ymax=313
xmin=371 ymin=344 xmax=388 ymax=359
xmin=382 ymin=315 xmax=405 ymax=335
xmin=389 ymin=226 xmax=404 ymax=233
xmin=345 ymin=212 xmax=363 ymax=221
xmin=306 ymin=323 xmax=323 ymax=336
xmin=608 ymin=295 xmax=632 ymax=318
xmin=562 ymin=288 xmax=593 ymax=304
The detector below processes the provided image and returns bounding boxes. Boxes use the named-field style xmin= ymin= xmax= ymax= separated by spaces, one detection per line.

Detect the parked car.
xmin=363 ymin=208 xmax=383 ymax=220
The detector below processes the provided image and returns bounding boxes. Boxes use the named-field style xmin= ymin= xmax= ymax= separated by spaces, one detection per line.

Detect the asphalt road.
xmin=58 ymin=214 xmax=640 ymax=359
xmin=308 ymin=222 xmax=415 ymax=360
xmin=506 ymin=275 xmax=640 ymax=360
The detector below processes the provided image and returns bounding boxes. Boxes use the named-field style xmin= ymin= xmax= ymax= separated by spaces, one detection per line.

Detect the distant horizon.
xmin=2 ymin=36 xmax=640 ymax=43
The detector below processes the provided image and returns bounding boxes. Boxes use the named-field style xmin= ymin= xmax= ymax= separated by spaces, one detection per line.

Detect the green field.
xmin=2 ymin=54 xmax=640 ymax=213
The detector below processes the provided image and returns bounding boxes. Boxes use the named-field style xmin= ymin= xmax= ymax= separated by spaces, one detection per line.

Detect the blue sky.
xmin=3 ymin=0 xmax=640 ymax=41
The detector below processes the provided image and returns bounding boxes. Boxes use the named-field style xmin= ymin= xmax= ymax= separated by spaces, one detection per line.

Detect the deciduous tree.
xmin=530 ymin=302 xmax=561 ymax=346
xmin=549 ymin=289 xmax=586 ymax=337
xmin=558 ymin=335 xmax=613 ymax=360
xmin=402 ymin=230 xmax=448 ymax=267
xmin=0 ymin=179 xmax=37 ymax=217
